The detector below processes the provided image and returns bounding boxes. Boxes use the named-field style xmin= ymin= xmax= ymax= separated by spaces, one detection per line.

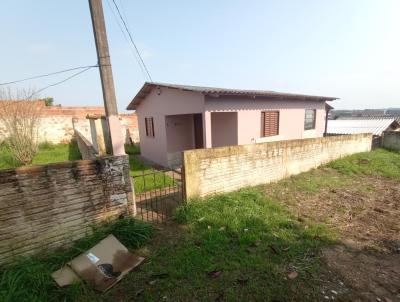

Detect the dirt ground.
xmin=266 ymin=172 xmax=400 ymax=302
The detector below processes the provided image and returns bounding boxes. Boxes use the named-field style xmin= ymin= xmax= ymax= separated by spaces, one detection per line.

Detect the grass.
xmin=2 ymin=149 xmax=398 ymax=301
xmin=0 ymin=217 xmax=153 ymax=302
xmin=327 ymin=148 xmax=400 ymax=179
xmin=125 ymin=144 xmax=174 ymax=194
xmin=106 ymin=189 xmax=335 ymax=301
xmin=0 ymin=141 xmax=81 ymax=170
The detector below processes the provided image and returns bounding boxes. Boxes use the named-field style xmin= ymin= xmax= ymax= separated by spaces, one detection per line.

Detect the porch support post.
xmin=203 ymin=111 xmax=212 ymax=148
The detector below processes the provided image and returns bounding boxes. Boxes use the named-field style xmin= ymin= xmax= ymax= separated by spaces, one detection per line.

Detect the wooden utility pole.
xmin=88 ymin=0 xmax=125 ymax=155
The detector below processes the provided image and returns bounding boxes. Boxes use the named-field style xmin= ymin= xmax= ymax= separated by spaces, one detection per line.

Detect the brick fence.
xmin=0 ymin=101 xmax=139 ymax=144
xmin=183 ymin=134 xmax=372 ymax=198
xmin=0 ymin=155 xmax=134 ymax=265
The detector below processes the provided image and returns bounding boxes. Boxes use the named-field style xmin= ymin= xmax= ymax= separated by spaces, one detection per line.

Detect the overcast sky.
xmin=1 ymin=0 xmax=399 ymax=111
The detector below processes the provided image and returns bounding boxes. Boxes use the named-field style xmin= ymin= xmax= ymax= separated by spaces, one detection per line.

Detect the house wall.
xmin=205 ymin=97 xmax=327 ymax=145
xmin=211 ymin=112 xmax=238 ymax=147
xmin=0 ymin=155 xmax=134 ymax=265
xmin=136 ymin=87 xmax=204 ymax=166
xmin=183 ymin=133 xmax=372 ymax=198
xmin=166 ymin=114 xmax=195 ymax=153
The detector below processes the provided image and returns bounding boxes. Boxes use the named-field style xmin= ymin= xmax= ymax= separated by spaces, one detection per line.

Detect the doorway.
xmin=193 ymin=114 xmax=204 ymax=149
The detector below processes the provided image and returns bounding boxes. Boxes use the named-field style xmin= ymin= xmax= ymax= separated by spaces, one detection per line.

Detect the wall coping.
xmin=0 ymin=155 xmax=129 ymax=175
xmin=183 ymin=133 xmax=373 ymax=160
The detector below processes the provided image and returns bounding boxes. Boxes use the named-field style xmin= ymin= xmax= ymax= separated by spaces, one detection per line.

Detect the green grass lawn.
xmin=126 ymin=145 xmax=174 ymax=194
xmin=1 ymin=149 xmax=398 ymax=301
xmin=0 ymin=141 xmax=81 ymax=169
xmin=0 ymin=218 xmax=153 ymax=302
xmin=104 ymin=188 xmax=335 ymax=302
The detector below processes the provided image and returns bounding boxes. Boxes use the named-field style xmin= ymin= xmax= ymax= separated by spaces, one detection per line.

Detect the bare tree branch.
xmin=0 ymin=87 xmax=42 ymax=166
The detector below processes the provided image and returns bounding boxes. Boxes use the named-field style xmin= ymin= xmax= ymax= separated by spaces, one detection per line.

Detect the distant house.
xmin=327 ymin=118 xmax=400 ymax=136
xmin=127 ymin=82 xmax=337 ymax=167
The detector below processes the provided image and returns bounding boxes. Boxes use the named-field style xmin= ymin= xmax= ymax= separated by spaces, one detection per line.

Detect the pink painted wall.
xmin=166 ymin=114 xmax=195 ymax=152
xmin=211 ymin=112 xmax=238 ymax=147
xmin=135 ymin=87 xmax=204 ymax=166
xmin=205 ymin=97 xmax=327 ymax=145
xmin=135 ymin=87 xmax=329 ymax=167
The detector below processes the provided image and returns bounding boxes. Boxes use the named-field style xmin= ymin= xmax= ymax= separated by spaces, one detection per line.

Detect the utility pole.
xmin=88 ymin=0 xmax=125 ymax=156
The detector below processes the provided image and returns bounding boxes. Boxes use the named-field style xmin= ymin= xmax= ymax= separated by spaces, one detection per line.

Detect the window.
xmin=145 ymin=117 xmax=155 ymax=137
xmin=261 ymin=111 xmax=279 ymax=137
xmin=304 ymin=109 xmax=316 ymax=130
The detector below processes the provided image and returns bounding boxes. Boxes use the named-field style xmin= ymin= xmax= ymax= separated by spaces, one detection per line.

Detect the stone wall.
xmin=0 ymin=155 xmax=134 ymax=265
xmin=382 ymin=131 xmax=400 ymax=151
xmin=0 ymin=101 xmax=139 ymax=144
xmin=183 ymin=134 xmax=372 ymax=198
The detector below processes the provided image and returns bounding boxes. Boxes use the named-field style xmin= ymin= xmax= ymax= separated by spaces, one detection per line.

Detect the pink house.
xmin=127 ymin=83 xmax=337 ymax=167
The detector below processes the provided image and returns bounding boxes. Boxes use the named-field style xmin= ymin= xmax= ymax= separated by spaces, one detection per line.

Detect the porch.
xmin=165 ymin=112 xmax=238 ymax=167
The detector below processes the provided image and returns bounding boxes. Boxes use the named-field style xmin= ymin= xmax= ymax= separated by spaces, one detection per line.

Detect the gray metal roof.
xmin=127 ymin=82 xmax=338 ymax=110
xmin=327 ymin=119 xmax=400 ymax=135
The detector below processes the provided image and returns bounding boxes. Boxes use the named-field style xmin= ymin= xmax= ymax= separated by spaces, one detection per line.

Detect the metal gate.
xmin=132 ymin=168 xmax=184 ymax=223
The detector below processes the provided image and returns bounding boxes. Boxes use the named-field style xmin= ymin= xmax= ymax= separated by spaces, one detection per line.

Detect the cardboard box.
xmin=52 ymin=234 xmax=144 ymax=292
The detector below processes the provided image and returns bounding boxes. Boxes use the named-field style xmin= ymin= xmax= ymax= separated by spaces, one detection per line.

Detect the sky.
xmin=1 ymin=0 xmax=399 ymax=111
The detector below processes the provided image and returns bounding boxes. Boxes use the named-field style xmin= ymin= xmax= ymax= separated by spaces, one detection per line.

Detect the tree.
xmin=0 ymin=88 xmax=42 ymax=166
xmin=40 ymin=97 xmax=54 ymax=106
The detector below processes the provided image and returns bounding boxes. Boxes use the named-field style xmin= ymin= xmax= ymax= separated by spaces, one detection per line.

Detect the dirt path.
xmin=265 ymin=173 xmax=400 ymax=301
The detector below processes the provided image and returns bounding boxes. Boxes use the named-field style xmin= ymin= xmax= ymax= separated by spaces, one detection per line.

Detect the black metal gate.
xmin=132 ymin=168 xmax=184 ymax=223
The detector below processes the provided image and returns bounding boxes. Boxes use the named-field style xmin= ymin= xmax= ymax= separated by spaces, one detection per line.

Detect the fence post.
xmin=128 ymin=176 xmax=137 ymax=217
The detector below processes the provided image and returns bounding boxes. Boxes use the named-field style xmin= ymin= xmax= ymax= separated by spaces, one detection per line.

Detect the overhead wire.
xmin=110 ymin=0 xmax=153 ymax=82
xmin=105 ymin=0 xmax=147 ymax=80
xmin=0 ymin=65 xmax=97 ymax=109
xmin=0 ymin=65 xmax=98 ymax=86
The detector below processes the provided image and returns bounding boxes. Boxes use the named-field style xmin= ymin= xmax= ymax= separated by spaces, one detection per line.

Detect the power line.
xmin=105 ymin=0 xmax=147 ymax=80
xmin=110 ymin=0 xmax=153 ymax=82
xmin=29 ymin=66 xmax=96 ymax=98
xmin=0 ymin=65 xmax=98 ymax=86
xmin=0 ymin=66 xmax=96 ymax=110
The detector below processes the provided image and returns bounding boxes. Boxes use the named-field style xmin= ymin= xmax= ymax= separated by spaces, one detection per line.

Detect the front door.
xmin=193 ymin=114 xmax=204 ymax=149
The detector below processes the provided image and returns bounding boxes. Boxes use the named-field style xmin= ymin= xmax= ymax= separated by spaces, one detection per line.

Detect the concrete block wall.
xmin=382 ymin=131 xmax=400 ymax=151
xmin=183 ymin=134 xmax=372 ymax=198
xmin=0 ymin=155 xmax=134 ymax=265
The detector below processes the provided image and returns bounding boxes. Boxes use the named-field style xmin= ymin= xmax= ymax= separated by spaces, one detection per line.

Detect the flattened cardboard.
xmin=68 ymin=234 xmax=144 ymax=292
xmin=52 ymin=266 xmax=81 ymax=287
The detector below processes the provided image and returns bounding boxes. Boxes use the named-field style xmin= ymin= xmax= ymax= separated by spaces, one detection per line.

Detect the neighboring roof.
xmin=327 ymin=119 xmax=400 ymax=136
xmin=336 ymin=115 xmax=400 ymax=123
xmin=325 ymin=103 xmax=334 ymax=110
xmin=127 ymin=82 xmax=338 ymax=110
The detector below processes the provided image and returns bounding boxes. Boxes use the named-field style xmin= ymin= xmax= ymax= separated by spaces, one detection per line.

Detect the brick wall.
xmin=382 ymin=131 xmax=400 ymax=151
xmin=0 ymin=102 xmax=139 ymax=144
xmin=0 ymin=155 xmax=134 ymax=265
xmin=183 ymin=134 xmax=372 ymax=198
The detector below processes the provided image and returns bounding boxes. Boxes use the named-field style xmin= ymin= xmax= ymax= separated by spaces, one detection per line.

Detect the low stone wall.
xmin=382 ymin=131 xmax=400 ymax=151
xmin=0 ymin=155 xmax=134 ymax=265
xmin=183 ymin=134 xmax=372 ymax=198
xmin=75 ymin=130 xmax=97 ymax=160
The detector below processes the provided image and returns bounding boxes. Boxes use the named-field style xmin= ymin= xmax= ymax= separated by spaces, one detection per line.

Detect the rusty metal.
xmin=132 ymin=168 xmax=184 ymax=224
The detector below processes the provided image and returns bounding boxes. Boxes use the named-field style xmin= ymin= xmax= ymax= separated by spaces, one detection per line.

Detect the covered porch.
xmin=165 ymin=112 xmax=238 ymax=167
